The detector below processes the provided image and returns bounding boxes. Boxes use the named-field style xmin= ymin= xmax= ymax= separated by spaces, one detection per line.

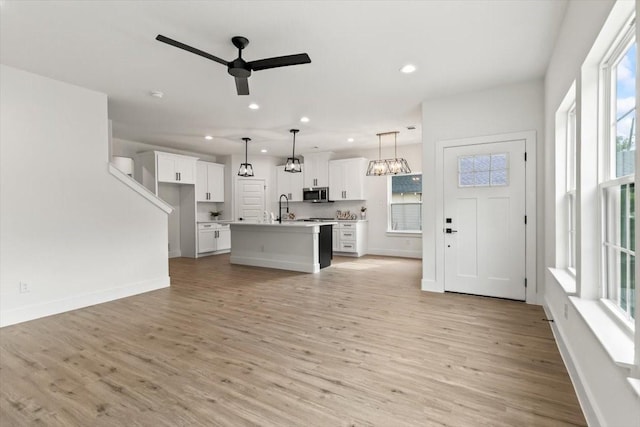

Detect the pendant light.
xmin=366 ymin=133 xmax=390 ymax=176
xmin=237 ymin=137 xmax=254 ymax=177
xmin=284 ymin=129 xmax=302 ymax=173
xmin=386 ymin=131 xmax=411 ymax=175
xmin=366 ymin=131 xmax=411 ymax=176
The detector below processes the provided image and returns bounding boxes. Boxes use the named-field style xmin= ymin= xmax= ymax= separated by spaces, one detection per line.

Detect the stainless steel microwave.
xmin=303 ymin=187 xmax=330 ymax=203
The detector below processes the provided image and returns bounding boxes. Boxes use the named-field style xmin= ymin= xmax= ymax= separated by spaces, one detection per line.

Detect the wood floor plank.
xmin=0 ymin=254 xmax=586 ymax=426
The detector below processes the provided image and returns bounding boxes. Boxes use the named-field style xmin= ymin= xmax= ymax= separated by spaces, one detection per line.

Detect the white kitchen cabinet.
xmin=329 ymin=158 xmax=367 ymax=200
xmin=276 ymin=166 xmax=304 ymax=201
xmin=156 ymin=153 xmax=197 ymax=184
xmin=198 ymin=223 xmax=231 ymax=254
xmin=196 ymin=161 xmax=225 ymax=202
xmin=134 ymin=151 xmax=199 ymax=195
xmin=217 ymin=227 xmax=231 ymax=251
xmin=333 ymin=221 xmax=367 ymax=257
xmin=302 ymin=152 xmax=332 ymax=188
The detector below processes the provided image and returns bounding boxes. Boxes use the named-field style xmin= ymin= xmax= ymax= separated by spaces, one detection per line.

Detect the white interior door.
xmin=235 ymin=178 xmax=265 ymax=222
xmin=443 ymin=140 xmax=526 ymax=300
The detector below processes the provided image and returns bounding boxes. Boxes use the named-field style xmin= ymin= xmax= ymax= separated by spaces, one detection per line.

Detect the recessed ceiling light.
xmin=149 ymin=90 xmax=164 ymax=98
xmin=347 ymin=138 xmax=354 ymax=142
xmin=261 ymin=149 xmax=268 ymax=153
xmin=204 ymin=135 xmax=213 ymax=140
xmin=300 ymin=116 xmax=310 ymax=123
xmin=248 ymin=103 xmax=260 ymax=110
xmin=400 ymin=64 xmax=417 ymax=74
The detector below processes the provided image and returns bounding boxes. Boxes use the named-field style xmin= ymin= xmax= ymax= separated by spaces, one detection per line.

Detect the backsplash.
xmin=197 ymin=202 xmax=224 ymax=222
xmin=283 ymin=200 xmax=367 ymax=220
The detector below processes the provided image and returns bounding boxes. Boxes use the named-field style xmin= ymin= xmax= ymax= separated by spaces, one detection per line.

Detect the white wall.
xmin=542 ymin=1 xmax=640 ymax=426
xmin=112 ymin=137 xmax=218 ymax=162
xmin=0 ymin=65 xmax=170 ymax=327
xmin=421 ymin=79 xmax=544 ymax=292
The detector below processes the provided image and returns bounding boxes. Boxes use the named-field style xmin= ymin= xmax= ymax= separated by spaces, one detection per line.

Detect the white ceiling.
xmin=0 ymin=0 xmax=567 ymax=158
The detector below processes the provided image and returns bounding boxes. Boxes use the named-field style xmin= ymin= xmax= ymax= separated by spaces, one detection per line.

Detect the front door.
xmin=443 ymin=139 xmax=526 ymax=300
xmin=235 ymin=178 xmax=265 ymax=222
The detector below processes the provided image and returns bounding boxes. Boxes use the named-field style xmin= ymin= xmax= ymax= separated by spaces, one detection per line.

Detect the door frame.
xmin=434 ymin=131 xmax=537 ymax=304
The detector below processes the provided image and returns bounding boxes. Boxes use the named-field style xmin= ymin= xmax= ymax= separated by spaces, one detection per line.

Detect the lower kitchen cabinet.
xmin=197 ymin=223 xmax=231 ymax=255
xmin=333 ymin=221 xmax=367 ymax=257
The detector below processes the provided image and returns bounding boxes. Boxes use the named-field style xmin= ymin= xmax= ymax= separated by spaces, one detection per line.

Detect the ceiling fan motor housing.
xmin=228 ymin=58 xmax=251 ymax=78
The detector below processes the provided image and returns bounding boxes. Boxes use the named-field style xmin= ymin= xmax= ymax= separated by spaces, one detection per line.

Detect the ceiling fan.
xmin=156 ymin=34 xmax=311 ymax=96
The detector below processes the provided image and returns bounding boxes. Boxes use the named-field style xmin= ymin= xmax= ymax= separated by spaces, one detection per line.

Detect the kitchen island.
xmin=230 ymin=221 xmax=337 ymax=273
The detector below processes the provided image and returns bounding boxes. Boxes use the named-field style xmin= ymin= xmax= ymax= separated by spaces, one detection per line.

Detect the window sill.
xmin=386 ymin=231 xmax=422 ymax=237
xmin=569 ymin=297 xmax=635 ymax=371
xmin=548 ymin=267 xmax=577 ymax=295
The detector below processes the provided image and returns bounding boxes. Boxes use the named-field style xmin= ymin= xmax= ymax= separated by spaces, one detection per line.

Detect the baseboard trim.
xmin=230 ymin=255 xmax=318 ymax=273
xmin=0 ymin=276 xmax=170 ymax=328
xmin=168 ymin=250 xmax=182 ymax=258
xmin=542 ymin=302 xmax=603 ymax=427
xmin=421 ymin=279 xmax=444 ymax=293
xmin=367 ymin=248 xmax=422 ymax=259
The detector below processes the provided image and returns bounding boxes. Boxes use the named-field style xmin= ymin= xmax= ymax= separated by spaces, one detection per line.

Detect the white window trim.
xmin=555 ymin=83 xmax=576 ymax=274
xmin=597 ymin=19 xmax=636 ymax=326
xmin=387 ymin=173 xmax=423 ymax=234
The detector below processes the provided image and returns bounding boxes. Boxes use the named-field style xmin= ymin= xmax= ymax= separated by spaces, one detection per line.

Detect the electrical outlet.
xmin=19 ymin=282 xmax=30 ymax=294
xmin=564 ymin=303 xmax=568 ymax=319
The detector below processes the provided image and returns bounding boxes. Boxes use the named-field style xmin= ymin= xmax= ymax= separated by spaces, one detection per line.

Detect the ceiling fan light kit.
xmin=238 ymin=137 xmax=254 ymax=177
xmin=366 ymin=131 xmax=411 ymax=176
xmin=156 ymin=34 xmax=311 ymax=96
xmin=284 ymin=129 xmax=302 ymax=173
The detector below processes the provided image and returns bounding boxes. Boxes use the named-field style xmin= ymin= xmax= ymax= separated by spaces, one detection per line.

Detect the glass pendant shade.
xmin=284 ymin=157 xmax=302 ymax=173
xmin=285 ymin=129 xmax=302 ymax=173
xmin=366 ymin=159 xmax=390 ymax=176
xmin=238 ymin=163 xmax=254 ymax=177
xmin=237 ymin=137 xmax=254 ymax=177
xmin=366 ymin=131 xmax=411 ymax=176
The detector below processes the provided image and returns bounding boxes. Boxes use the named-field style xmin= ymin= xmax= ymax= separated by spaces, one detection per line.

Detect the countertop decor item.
xmin=210 ymin=211 xmax=222 ymax=218
xmin=360 ymin=206 xmax=367 ymax=219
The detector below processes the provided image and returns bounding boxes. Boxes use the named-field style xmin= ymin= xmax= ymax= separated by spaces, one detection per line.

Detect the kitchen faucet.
xmin=278 ymin=194 xmax=289 ymax=224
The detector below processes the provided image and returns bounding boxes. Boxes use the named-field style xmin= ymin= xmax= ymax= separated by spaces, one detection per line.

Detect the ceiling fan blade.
xmin=156 ymin=34 xmax=228 ymax=66
xmin=235 ymin=77 xmax=249 ymax=95
xmin=248 ymin=53 xmax=311 ymax=71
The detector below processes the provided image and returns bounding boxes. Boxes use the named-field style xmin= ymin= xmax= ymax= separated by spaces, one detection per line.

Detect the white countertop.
xmin=230 ymin=221 xmax=338 ymax=227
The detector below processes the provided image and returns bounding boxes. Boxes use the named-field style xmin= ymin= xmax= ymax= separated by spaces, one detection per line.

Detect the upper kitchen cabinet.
xmin=329 ymin=158 xmax=368 ymax=200
xmin=156 ymin=152 xmax=197 ymax=184
xmin=302 ymin=152 xmax=332 ymax=188
xmin=134 ymin=151 xmax=199 ymax=195
xmin=276 ymin=165 xmax=304 ymax=201
xmin=196 ymin=161 xmax=225 ymax=202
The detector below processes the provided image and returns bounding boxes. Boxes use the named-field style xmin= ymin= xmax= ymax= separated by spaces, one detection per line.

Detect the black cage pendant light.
xmin=284 ymin=129 xmax=302 ymax=173
xmin=237 ymin=137 xmax=254 ymax=177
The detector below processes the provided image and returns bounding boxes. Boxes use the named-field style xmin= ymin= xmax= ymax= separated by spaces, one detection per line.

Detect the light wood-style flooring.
xmin=1 ymin=255 xmax=585 ymax=426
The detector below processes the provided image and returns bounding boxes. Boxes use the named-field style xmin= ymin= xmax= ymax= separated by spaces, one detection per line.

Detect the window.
xmin=567 ymin=104 xmax=577 ymax=272
xmin=458 ymin=153 xmax=509 ymax=187
xmin=389 ymin=173 xmax=422 ymax=232
xmin=601 ymin=25 xmax=636 ymax=320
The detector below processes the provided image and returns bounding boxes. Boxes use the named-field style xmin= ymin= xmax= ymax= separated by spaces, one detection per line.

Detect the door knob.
xmin=445 ymin=228 xmax=458 ymax=234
